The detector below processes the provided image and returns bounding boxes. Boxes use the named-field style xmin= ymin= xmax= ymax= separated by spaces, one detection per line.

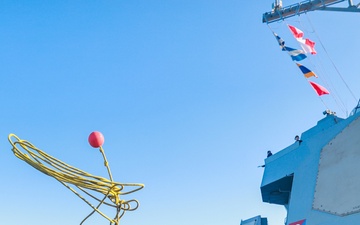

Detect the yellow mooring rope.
xmin=8 ymin=133 xmax=144 ymax=225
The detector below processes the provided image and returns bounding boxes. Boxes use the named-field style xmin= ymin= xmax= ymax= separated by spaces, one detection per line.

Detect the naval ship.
xmin=241 ymin=1 xmax=360 ymax=225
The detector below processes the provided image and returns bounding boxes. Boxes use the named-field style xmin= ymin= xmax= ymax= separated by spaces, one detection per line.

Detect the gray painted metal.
xmin=313 ymin=116 xmax=360 ymax=216
xmin=262 ymin=0 xmax=360 ymax=23
xmin=240 ymin=215 xmax=268 ymax=225
xmin=256 ymin=111 xmax=360 ymax=224
xmin=261 ymin=174 xmax=293 ymax=205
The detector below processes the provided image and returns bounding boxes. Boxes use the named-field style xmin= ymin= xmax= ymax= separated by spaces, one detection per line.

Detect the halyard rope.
xmin=8 ymin=133 xmax=144 ymax=225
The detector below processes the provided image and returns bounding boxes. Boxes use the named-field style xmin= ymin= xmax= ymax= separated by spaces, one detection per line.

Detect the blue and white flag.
xmin=283 ymin=46 xmax=307 ymax=61
xmin=273 ymin=32 xmax=285 ymax=50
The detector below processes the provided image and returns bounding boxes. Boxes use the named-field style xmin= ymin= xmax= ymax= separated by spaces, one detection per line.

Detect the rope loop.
xmin=8 ymin=133 xmax=144 ymax=225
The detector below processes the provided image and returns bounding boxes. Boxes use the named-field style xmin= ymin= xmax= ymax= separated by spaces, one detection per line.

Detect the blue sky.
xmin=0 ymin=1 xmax=359 ymax=225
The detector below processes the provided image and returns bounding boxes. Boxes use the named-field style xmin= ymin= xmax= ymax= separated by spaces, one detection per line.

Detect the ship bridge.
xmin=257 ymin=109 xmax=360 ymax=225
xmin=261 ymin=113 xmax=345 ymax=206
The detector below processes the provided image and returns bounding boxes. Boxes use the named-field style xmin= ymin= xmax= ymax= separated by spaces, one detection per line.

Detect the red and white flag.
xmin=288 ymin=24 xmax=316 ymax=55
xmin=288 ymin=25 xmax=304 ymax=39
xmin=298 ymin=38 xmax=317 ymax=55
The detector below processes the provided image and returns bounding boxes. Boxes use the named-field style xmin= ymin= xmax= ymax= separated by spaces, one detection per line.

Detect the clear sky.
xmin=0 ymin=1 xmax=359 ymax=225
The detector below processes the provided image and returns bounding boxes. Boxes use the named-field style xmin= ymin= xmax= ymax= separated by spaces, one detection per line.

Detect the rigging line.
xmin=320 ymin=71 xmax=347 ymax=114
xmin=301 ymin=56 xmax=347 ymax=115
xmin=267 ymin=22 xmax=282 ymax=33
xmin=297 ymin=12 xmax=315 ymax=34
xmin=303 ymin=59 xmax=347 ymax=115
xmin=268 ymin=21 xmax=346 ymax=114
xmin=319 ymin=96 xmax=330 ymax=110
xmin=283 ymin=21 xmax=344 ymax=113
xmin=292 ymin=16 xmax=348 ymax=115
xmin=305 ymin=13 xmax=358 ymax=102
xmin=299 ymin=39 xmax=348 ymax=114
xmin=267 ymin=19 xmax=283 ymax=30
xmin=310 ymin=54 xmax=348 ymax=115
xmin=300 ymin=19 xmax=348 ymax=115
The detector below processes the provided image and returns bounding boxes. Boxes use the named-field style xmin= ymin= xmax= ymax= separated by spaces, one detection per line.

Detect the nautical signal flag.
xmin=288 ymin=25 xmax=304 ymax=39
xmin=289 ymin=219 xmax=306 ymax=225
xmin=283 ymin=47 xmax=307 ymax=61
xmin=296 ymin=63 xmax=318 ymax=78
xmin=273 ymin=32 xmax=285 ymax=50
xmin=272 ymin=32 xmax=306 ymax=61
xmin=309 ymin=81 xmax=330 ymax=96
xmin=298 ymin=38 xmax=317 ymax=55
xmin=288 ymin=24 xmax=316 ymax=55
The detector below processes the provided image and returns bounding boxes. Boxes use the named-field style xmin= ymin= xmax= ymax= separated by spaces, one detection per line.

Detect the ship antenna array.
xmin=263 ymin=0 xmax=360 ymax=23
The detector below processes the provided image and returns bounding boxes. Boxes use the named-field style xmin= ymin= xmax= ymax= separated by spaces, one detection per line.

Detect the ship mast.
xmin=263 ymin=0 xmax=360 ymax=23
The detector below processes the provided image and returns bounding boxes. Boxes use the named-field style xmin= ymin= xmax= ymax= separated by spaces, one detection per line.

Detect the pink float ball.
xmin=88 ymin=131 xmax=104 ymax=148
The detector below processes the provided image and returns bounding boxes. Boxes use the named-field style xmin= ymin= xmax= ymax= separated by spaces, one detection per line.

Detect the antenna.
xmin=263 ymin=0 xmax=360 ymax=23
xmin=272 ymin=0 xmax=283 ymax=10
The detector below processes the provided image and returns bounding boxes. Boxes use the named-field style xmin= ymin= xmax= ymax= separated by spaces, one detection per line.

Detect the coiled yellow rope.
xmin=8 ymin=133 xmax=144 ymax=225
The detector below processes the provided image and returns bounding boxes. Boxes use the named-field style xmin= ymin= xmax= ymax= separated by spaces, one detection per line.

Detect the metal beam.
xmin=262 ymin=0 xmax=360 ymax=23
xmin=320 ymin=5 xmax=360 ymax=11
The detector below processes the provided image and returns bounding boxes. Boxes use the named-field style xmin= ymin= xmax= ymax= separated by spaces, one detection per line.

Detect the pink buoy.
xmin=88 ymin=131 xmax=104 ymax=148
